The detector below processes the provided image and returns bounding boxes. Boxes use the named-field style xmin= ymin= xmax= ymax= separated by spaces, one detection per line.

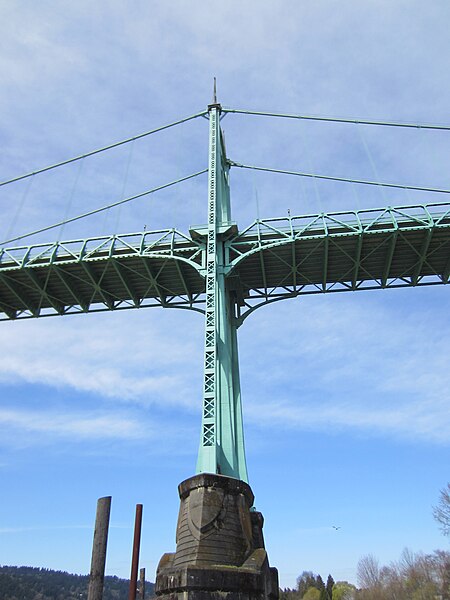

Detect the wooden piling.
xmin=139 ymin=567 xmax=146 ymax=600
xmin=128 ymin=503 xmax=143 ymax=600
xmin=87 ymin=496 xmax=112 ymax=600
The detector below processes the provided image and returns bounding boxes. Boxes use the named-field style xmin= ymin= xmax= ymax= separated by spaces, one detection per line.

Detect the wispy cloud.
xmin=0 ymin=523 xmax=128 ymax=534
xmin=241 ymin=294 xmax=450 ymax=444
xmin=0 ymin=407 xmax=147 ymax=440
xmin=0 ymin=310 xmax=202 ymax=408
xmin=246 ymin=397 xmax=450 ymax=444
xmin=1 ymin=293 xmax=448 ymax=445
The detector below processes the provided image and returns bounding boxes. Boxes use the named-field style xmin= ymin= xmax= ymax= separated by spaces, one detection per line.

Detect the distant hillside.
xmin=0 ymin=566 xmax=155 ymax=600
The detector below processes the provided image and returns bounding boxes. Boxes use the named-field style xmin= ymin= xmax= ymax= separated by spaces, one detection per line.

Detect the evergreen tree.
xmin=315 ymin=574 xmax=326 ymax=591
xmin=326 ymin=574 xmax=335 ymax=599
xmin=297 ymin=571 xmax=317 ymax=597
xmin=0 ymin=565 xmax=155 ymax=600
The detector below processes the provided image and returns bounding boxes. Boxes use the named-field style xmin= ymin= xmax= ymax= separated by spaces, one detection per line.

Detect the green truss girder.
xmin=0 ymin=229 xmax=206 ymax=319
xmin=225 ymin=203 xmax=450 ymax=322
xmin=0 ymin=204 xmax=449 ymax=322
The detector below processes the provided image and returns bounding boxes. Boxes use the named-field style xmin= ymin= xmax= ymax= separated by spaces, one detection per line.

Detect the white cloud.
xmin=0 ymin=524 xmax=128 ymax=534
xmin=0 ymin=407 xmax=147 ymax=441
xmin=246 ymin=396 xmax=450 ymax=444
xmin=0 ymin=309 xmax=203 ymax=408
xmin=241 ymin=292 xmax=450 ymax=444
xmin=0 ymin=525 xmax=91 ymax=534
xmin=0 ymin=289 xmax=449 ymax=446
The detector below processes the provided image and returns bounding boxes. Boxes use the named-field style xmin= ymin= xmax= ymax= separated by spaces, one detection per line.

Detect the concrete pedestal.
xmin=156 ymin=474 xmax=279 ymax=600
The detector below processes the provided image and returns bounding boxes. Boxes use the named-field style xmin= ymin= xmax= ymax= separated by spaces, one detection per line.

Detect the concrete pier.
xmin=155 ymin=474 xmax=278 ymax=600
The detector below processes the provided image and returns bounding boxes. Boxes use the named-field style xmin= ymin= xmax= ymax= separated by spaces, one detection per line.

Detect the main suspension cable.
xmin=229 ymin=161 xmax=450 ymax=195
xmin=223 ymin=108 xmax=450 ymax=131
xmin=0 ymin=168 xmax=207 ymax=247
xmin=0 ymin=110 xmax=207 ymax=188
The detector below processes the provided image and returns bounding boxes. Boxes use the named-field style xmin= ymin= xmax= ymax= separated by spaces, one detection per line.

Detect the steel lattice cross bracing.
xmin=1 ymin=204 xmax=449 ymax=322
xmin=1 ymin=102 xmax=449 ymax=482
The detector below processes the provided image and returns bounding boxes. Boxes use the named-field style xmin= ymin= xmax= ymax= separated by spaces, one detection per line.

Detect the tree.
xmin=316 ymin=575 xmax=325 ymax=590
xmin=297 ymin=572 xmax=318 ymax=597
xmin=302 ymin=588 xmax=321 ymax=600
xmin=356 ymin=548 xmax=449 ymax=600
xmin=356 ymin=554 xmax=380 ymax=589
xmin=315 ymin=575 xmax=326 ymax=600
xmin=332 ymin=582 xmax=356 ymax=600
xmin=433 ymin=482 xmax=450 ymax=536
xmin=326 ymin=574 xmax=335 ymax=599
xmin=430 ymin=550 xmax=450 ymax=600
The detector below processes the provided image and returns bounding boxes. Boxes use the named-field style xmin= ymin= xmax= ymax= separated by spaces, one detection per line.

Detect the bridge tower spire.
xmin=196 ymin=100 xmax=248 ymax=482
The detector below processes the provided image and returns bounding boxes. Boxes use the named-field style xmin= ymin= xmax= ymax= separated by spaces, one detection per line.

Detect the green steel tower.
xmin=196 ymin=100 xmax=248 ymax=482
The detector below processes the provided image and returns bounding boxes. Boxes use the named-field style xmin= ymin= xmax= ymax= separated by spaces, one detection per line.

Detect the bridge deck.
xmin=0 ymin=203 xmax=449 ymax=320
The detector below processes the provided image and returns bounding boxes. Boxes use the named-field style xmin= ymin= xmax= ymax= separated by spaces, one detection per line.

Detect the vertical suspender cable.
xmin=299 ymin=123 xmax=323 ymax=212
xmin=59 ymin=158 xmax=84 ymax=241
xmin=114 ymin=139 xmax=135 ymax=234
xmin=4 ymin=174 xmax=35 ymax=243
xmin=356 ymin=123 xmax=388 ymax=204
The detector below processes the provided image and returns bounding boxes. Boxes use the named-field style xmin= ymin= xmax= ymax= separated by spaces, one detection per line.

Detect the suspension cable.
xmin=0 ymin=110 xmax=207 ymax=188
xmin=223 ymin=107 xmax=450 ymax=131
xmin=356 ymin=123 xmax=388 ymax=204
xmin=0 ymin=169 xmax=207 ymax=247
xmin=229 ymin=161 xmax=450 ymax=195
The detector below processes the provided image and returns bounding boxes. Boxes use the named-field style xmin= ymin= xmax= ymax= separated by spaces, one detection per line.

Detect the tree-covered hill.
xmin=0 ymin=566 xmax=155 ymax=600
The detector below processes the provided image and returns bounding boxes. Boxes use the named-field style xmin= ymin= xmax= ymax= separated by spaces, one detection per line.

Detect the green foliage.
xmin=297 ymin=571 xmax=318 ymax=597
xmin=0 ymin=565 xmax=155 ymax=600
xmin=315 ymin=574 xmax=325 ymax=591
xmin=294 ymin=571 xmax=333 ymax=599
xmin=302 ymin=588 xmax=321 ymax=600
xmin=332 ymin=581 xmax=357 ymax=600
xmin=279 ymin=589 xmax=300 ymax=600
xmin=325 ymin=575 xmax=335 ymax=600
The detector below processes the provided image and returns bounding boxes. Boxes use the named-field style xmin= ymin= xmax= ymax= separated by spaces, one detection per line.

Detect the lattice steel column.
xmin=196 ymin=103 xmax=249 ymax=482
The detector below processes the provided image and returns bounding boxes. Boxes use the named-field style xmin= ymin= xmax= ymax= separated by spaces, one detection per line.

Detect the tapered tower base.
xmin=155 ymin=474 xmax=279 ymax=600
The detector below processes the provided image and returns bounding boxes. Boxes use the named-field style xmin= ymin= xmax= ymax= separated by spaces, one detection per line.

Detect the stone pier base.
xmin=155 ymin=473 xmax=278 ymax=600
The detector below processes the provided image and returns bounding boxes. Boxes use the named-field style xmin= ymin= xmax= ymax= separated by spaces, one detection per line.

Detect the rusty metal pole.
xmin=139 ymin=567 xmax=146 ymax=600
xmin=88 ymin=496 xmax=112 ymax=600
xmin=128 ymin=503 xmax=143 ymax=600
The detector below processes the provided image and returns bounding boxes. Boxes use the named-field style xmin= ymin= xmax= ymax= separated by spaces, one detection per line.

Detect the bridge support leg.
xmin=156 ymin=103 xmax=278 ymax=600
xmin=196 ymin=102 xmax=249 ymax=482
xmin=155 ymin=473 xmax=278 ymax=600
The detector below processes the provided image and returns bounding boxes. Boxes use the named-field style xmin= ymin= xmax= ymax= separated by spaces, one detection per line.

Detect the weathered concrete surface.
xmin=156 ymin=474 xmax=278 ymax=600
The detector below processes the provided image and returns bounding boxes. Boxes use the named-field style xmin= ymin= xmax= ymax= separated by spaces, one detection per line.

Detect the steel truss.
xmin=0 ymin=229 xmax=205 ymax=320
xmin=226 ymin=203 xmax=450 ymax=323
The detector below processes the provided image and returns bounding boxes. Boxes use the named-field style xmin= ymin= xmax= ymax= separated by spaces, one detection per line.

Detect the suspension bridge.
xmin=1 ymin=96 xmax=450 ymax=483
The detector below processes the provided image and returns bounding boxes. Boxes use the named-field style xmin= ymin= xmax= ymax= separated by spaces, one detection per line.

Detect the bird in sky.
xmin=332 ymin=525 xmax=341 ymax=530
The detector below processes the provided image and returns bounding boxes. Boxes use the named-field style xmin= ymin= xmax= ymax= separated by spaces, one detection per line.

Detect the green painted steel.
xmin=225 ymin=203 xmax=450 ymax=323
xmin=0 ymin=229 xmax=205 ymax=319
xmin=196 ymin=103 xmax=248 ymax=481
xmin=0 ymin=203 xmax=449 ymax=323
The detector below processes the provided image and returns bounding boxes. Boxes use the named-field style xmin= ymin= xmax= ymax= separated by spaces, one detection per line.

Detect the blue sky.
xmin=0 ymin=0 xmax=449 ymax=588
